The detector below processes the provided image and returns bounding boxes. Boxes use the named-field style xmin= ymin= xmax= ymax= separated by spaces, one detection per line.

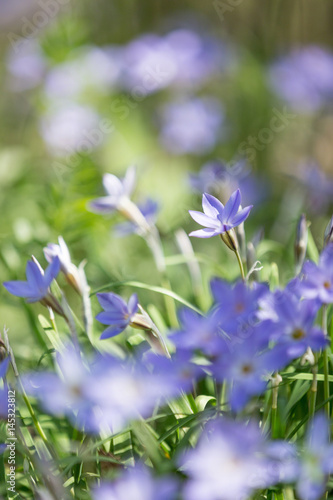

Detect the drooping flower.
xmin=3 ymin=257 xmax=63 ymax=315
xmin=93 ymin=465 xmax=177 ymax=500
xmin=96 ymin=292 xmax=139 ymax=339
xmin=89 ymin=166 xmax=136 ymax=215
xmin=189 ymin=189 xmax=252 ymax=239
xmin=296 ymin=413 xmax=333 ymax=500
xmin=180 ymin=418 xmax=285 ymax=500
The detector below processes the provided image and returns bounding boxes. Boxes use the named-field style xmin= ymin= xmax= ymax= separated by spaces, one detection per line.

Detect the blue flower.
xmin=262 ymin=289 xmax=328 ymax=360
xmin=170 ymin=308 xmax=224 ymax=357
xmin=96 ymin=292 xmax=139 ymax=339
xmin=300 ymin=244 xmax=333 ymax=304
xmin=3 ymin=257 xmax=61 ymax=304
xmin=296 ymin=413 xmax=333 ymax=500
xmin=93 ymin=465 xmax=177 ymax=500
xmin=189 ymin=189 xmax=252 ymax=239
xmin=180 ymin=418 xmax=285 ymax=500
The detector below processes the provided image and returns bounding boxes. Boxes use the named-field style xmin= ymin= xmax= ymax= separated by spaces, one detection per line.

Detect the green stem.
xmin=310 ymin=358 xmax=318 ymax=418
xmin=235 ymin=248 xmax=245 ymax=281
xmin=322 ymin=306 xmax=330 ymax=419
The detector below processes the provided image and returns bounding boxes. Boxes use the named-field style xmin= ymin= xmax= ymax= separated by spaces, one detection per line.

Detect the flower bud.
xmin=220 ymin=228 xmax=239 ymax=252
xmin=295 ymin=214 xmax=308 ymax=274
xmin=130 ymin=306 xmax=170 ymax=358
xmin=324 ymin=214 xmax=333 ymax=247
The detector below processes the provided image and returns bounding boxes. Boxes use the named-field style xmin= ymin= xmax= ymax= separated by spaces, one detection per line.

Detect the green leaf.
xmin=112 ymin=431 xmax=134 ymax=466
xmin=91 ymin=280 xmax=203 ymax=315
xmin=195 ymin=395 xmax=216 ymax=412
xmin=282 ymin=380 xmax=311 ymax=420
xmin=38 ymin=314 xmax=64 ymax=351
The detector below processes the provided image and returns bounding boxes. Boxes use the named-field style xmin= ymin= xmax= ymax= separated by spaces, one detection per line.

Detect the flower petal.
xmin=3 ymin=280 xmax=36 ymax=298
xmin=189 ymin=228 xmax=219 ymax=238
xmin=189 ymin=210 xmax=219 ymax=229
xmin=96 ymin=292 xmax=128 ymax=313
xmin=44 ymin=256 xmax=61 ymax=288
xmin=95 ymin=312 xmax=128 ymax=325
xmin=26 ymin=261 xmax=44 ymax=290
xmin=230 ymin=205 xmax=253 ymax=227
xmin=89 ymin=197 xmax=118 ymax=214
xmin=122 ymin=166 xmax=136 ymax=197
xmin=202 ymin=193 xmax=224 ymax=217
xmin=223 ymin=189 xmax=241 ymax=222
xmin=100 ymin=324 xmax=127 ymax=340
xmin=103 ymin=173 xmax=124 ymax=197
xmin=128 ymin=293 xmax=139 ymax=316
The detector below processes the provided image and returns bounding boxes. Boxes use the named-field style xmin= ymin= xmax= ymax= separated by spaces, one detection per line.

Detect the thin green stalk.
xmin=309 ymin=357 xmax=318 ymax=418
xmin=235 ymin=247 xmax=245 ymax=281
xmin=322 ymin=306 xmax=330 ymax=419
xmin=271 ymin=373 xmax=281 ymax=439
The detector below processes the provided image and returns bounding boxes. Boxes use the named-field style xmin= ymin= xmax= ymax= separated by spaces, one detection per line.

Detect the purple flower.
xmin=268 ymin=46 xmax=333 ymax=112
xmin=24 ymin=345 xmax=167 ymax=434
xmin=170 ymin=308 xmax=225 ymax=357
xmin=296 ymin=414 xmax=333 ymax=500
xmin=96 ymin=292 xmax=139 ymax=339
xmin=211 ymin=278 xmax=267 ymax=336
xmin=261 ymin=290 xmax=327 ymax=360
xmin=212 ymin=334 xmax=288 ymax=411
xmin=6 ymin=40 xmax=47 ymax=91
xmin=40 ymin=104 xmax=102 ymax=156
xmin=300 ymin=244 xmax=333 ymax=304
xmin=93 ymin=465 xmax=177 ymax=500
xmin=89 ymin=166 xmax=136 ymax=215
xmin=3 ymin=257 xmax=60 ymax=303
xmin=0 ymin=357 xmax=9 ymax=419
xmin=180 ymin=418 xmax=282 ymax=500
xmin=189 ymin=189 xmax=252 ymax=239
xmin=159 ymin=97 xmax=224 ymax=155
xmin=114 ymin=198 xmax=159 ymax=237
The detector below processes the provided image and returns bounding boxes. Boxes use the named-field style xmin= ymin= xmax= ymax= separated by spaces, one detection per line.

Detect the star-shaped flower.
xmin=189 ymin=189 xmax=252 ymax=239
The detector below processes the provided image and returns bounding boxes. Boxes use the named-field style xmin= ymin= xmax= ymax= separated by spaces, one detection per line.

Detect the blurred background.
xmin=1 ymin=0 xmax=333 ymax=354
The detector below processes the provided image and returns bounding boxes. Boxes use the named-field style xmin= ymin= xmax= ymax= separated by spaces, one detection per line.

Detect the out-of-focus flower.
xmin=291 ymin=162 xmax=333 ymax=214
xmin=170 ymin=308 xmax=224 ymax=357
xmin=260 ymin=289 xmax=327 ymax=359
xmin=93 ymin=465 xmax=177 ymax=500
xmin=180 ymin=418 xmax=284 ymax=500
xmin=44 ymin=236 xmax=84 ymax=295
xmin=114 ymin=199 xmax=159 ymax=237
xmin=6 ymin=40 xmax=47 ymax=91
xmin=159 ymin=97 xmax=224 ymax=155
xmin=296 ymin=414 xmax=333 ymax=500
xmin=24 ymin=344 xmax=168 ymax=434
xmin=44 ymin=46 xmax=122 ymax=101
xmin=189 ymin=189 xmax=252 ymax=239
xmin=39 ymin=103 xmax=102 ymax=155
xmin=89 ymin=166 xmax=137 ymax=215
xmin=96 ymin=292 xmax=139 ymax=339
xmin=211 ymin=278 xmax=267 ymax=336
xmin=268 ymin=46 xmax=333 ymax=112
xmin=301 ymin=244 xmax=333 ymax=304
xmin=212 ymin=336 xmax=288 ymax=411
xmin=121 ymin=29 xmax=233 ymax=93
xmin=3 ymin=257 xmax=63 ymax=315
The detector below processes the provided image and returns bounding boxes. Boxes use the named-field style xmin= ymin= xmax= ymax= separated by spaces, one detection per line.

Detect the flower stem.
xmin=235 ymin=247 xmax=245 ymax=281
xmin=309 ymin=356 xmax=318 ymax=418
xmin=322 ymin=305 xmax=330 ymax=419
